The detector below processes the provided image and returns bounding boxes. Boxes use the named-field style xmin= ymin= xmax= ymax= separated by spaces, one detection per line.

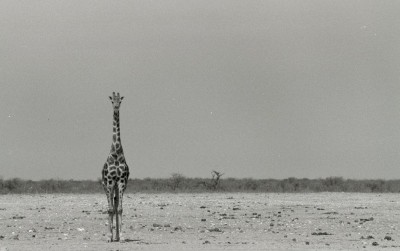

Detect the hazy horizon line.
xmin=1 ymin=176 xmax=398 ymax=182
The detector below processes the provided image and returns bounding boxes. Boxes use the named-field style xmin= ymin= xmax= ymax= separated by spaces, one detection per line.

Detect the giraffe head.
xmin=109 ymin=92 xmax=124 ymax=111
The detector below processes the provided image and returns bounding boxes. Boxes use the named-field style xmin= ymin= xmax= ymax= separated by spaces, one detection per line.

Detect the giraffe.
xmin=102 ymin=92 xmax=130 ymax=242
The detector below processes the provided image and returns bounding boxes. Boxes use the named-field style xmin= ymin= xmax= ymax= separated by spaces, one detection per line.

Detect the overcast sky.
xmin=1 ymin=0 xmax=400 ymax=180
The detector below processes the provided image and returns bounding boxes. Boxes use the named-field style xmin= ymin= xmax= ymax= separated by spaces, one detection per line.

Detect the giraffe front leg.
xmin=114 ymin=188 xmax=121 ymax=242
xmin=108 ymin=209 xmax=114 ymax=242
xmin=116 ymin=187 xmax=124 ymax=242
xmin=115 ymin=210 xmax=121 ymax=242
xmin=105 ymin=188 xmax=114 ymax=242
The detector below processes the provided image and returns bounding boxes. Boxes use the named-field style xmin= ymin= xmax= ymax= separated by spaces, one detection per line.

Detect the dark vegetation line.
xmin=0 ymin=175 xmax=399 ymax=194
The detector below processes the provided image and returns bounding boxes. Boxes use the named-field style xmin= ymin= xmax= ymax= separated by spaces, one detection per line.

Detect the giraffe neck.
xmin=110 ymin=110 xmax=124 ymax=156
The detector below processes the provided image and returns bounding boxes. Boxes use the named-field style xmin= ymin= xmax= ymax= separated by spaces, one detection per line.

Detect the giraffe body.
xmin=102 ymin=92 xmax=130 ymax=242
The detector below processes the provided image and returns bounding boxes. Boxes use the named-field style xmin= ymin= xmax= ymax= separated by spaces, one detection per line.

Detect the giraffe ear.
xmin=120 ymin=96 xmax=124 ymax=100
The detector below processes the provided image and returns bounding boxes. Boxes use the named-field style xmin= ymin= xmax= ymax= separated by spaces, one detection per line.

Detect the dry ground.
xmin=0 ymin=193 xmax=399 ymax=250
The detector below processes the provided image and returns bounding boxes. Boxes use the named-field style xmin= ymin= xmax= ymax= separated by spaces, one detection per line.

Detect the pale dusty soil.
xmin=0 ymin=193 xmax=399 ymax=250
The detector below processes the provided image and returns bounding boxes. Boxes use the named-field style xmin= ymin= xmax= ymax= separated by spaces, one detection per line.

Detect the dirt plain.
xmin=0 ymin=193 xmax=399 ymax=250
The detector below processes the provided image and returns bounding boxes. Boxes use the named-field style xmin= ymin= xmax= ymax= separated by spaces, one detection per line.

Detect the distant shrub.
xmin=169 ymin=173 xmax=185 ymax=191
xmin=323 ymin=177 xmax=345 ymax=192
